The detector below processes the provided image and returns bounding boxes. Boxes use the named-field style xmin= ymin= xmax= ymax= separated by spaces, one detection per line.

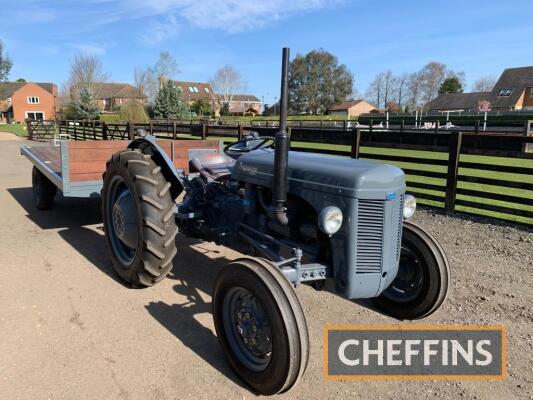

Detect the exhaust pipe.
xmin=272 ymin=47 xmax=290 ymax=226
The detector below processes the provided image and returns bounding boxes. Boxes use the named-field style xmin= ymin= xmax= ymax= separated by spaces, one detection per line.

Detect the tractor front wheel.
xmin=212 ymin=258 xmax=309 ymax=395
xmin=102 ymin=149 xmax=178 ymax=287
xmin=373 ymin=221 xmax=450 ymax=320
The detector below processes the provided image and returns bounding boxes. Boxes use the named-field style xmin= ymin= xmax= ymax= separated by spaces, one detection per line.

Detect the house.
xmin=0 ymin=82 xmax=58 ymax=122
xmin=327 ymin=100 xmax=378 ymax=117
xmin=217 ymin=94 xmax=262 ymax=116
xmin=172 ymin=81 xmax=215 ymax=103
xmin=93 ymin=83 xmax=147 ymax=112
xmin=425 ymin=66 xmax=533 ymax=112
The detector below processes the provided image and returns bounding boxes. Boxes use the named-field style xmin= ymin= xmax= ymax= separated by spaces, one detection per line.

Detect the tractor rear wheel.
xmin=32 ymin=166 xmax=57 ymax=210
xmin=212 ymin=257 xmax=309 ymax=395
xmin=373 ymin=221 xmax=450 ymax=320
xmin=102 ymin=149 xmax=178 ymax=287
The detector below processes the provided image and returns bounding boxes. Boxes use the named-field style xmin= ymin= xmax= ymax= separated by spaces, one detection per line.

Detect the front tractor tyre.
xmin=373 ymin=221 xmax=450 ymax=320
xmin=212 ymin=258 xmax=309 ymax=396
xmin=32 ymin=166 xmax=57 ymax=210
xmin=102 ymin=149 xmax=178 ymax=287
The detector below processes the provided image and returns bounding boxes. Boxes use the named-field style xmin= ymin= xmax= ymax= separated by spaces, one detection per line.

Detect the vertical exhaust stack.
xmin=272 ymin=47 xmax=290 ymax=226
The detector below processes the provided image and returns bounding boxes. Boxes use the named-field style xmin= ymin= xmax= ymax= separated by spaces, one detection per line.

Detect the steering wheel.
xmin=223 ymin=136 xmax=274 ymax=157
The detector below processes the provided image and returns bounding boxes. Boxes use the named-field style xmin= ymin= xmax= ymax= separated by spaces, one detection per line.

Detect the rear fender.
xmin=128 ymin=136 xmax=185 ymax=199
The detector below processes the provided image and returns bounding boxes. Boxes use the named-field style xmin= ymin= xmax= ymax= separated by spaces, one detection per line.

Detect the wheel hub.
xmin=111 ymin=189 xmax=138 ymax=249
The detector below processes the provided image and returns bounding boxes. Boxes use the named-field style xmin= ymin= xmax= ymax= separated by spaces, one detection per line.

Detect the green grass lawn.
xmin=171 ymin=132 xmax=533 ymax=225
xmin=0 ymin=123 xmax=27 ymax=137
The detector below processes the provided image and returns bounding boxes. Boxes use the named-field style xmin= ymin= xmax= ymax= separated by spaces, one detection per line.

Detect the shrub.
xmin=118 ymin=101 xmax=149 ymax=123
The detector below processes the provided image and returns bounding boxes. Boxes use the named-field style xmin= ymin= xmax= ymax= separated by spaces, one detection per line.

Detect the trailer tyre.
xmin=373 ymin=221 xmax=450 ymax=320
xmin=32 ymin=166 xmax=57 ymax=210
xmin=102 ymin=149 xmax=178 ymax=287
xmin=213 ymin=258 xmax=309 ymax=395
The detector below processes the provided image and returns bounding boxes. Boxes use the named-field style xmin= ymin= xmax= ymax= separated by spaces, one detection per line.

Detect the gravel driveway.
xmin=0 ymin=139 xmax=531 ymax=400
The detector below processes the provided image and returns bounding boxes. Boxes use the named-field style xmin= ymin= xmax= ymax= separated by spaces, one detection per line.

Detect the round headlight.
xmin=403 ymin=194 xmax=417 ymax=219
xmin=318 ymin=206 xmax=343 ymax=235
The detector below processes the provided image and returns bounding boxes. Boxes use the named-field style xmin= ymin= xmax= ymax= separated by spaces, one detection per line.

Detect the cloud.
xmin=69 ymin=43 xmax=107 ymax=56
xmin=82 ymin=0 xmax=341 ymax=42
xmin=13 ymin=8 xmax=56 ymax=23
xmin=139 ymin=15 xmax=181 ymax=46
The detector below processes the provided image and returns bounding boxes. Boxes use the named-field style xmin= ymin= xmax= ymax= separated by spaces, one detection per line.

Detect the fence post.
xmin=351 ymin=128 xmax=361 ymax=159
xmin=172 ymin=121 xmax=177 ymax=140
xmin=474 ymin=120 xmax=480 ymax=135
xmin=524 ymin=120 xmax=530 ymax=136
xmin=201 ymin=123 xmax=207 ymax=139
xmin=128 ymin=121 xmax=135 ymax=140
xmin=343 ymin=120 xmax=347 ymax=131
xmin=369 ymin=118 xmax=373 ymax=134
xmin=238 ymin=122 xmax=244 ymax=140
xmin=400 ymin=119 xmax=405 ymax=133
xmin=82 ymin=120 xmax=87 ymax=140
xmin=73 ymin=120 xmax=77 ymax=140
xmin=102 ymin=121 xmax=108 ymax=140
xmin=27 ymin=121 xmax=32 ymax=140
xmin=92 ymin=120 xmax=96 ymax=139
xmin=444 ymin=131 xmax=463 ymax=213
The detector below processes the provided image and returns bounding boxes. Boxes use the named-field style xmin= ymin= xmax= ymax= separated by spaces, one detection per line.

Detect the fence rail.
xmin=28 ymin=119 xmax=533 ymax=226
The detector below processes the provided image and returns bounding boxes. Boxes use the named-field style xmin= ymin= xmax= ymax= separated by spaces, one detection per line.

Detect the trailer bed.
xmin=22 ymin=139 xmax=222 ymax=198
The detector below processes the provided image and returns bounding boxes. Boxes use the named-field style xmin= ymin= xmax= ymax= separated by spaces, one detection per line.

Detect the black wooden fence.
xmin=28 ymin=119 xmax=533 ymax=226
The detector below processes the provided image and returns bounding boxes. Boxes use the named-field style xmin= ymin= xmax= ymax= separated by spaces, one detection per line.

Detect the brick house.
xmin=217 ymin=94 xmax=262 ymax=116
xmin=93 ymin=83 xmax=147 ymax=112
xmin=425 ymin=66 xmax=533 ymax=112
xmin=0 ymin=82 xmax=58 ymax=122
xmin=327 ymin=100 xmax=378 ymax=117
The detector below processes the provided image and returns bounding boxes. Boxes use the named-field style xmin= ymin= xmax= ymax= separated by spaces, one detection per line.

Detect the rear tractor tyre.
xmin=102 ymin=149 xmax=178 ymax=287
xmin=373 ymin=221 xmax=450 ymax=320
xmin=32 ymin=166 xmax=57 ymax=210
xmin=212 ymin=257 xmax=309 ymax=395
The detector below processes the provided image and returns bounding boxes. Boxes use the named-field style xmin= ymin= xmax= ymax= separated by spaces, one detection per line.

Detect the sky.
xmin=1 ymin=0 xmax=533 ymax=104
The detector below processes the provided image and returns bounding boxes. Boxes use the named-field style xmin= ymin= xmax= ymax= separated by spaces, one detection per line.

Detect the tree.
xmin=191 ymin=98 xmax=213 ymax=117
xmin=289 ymin=49 xmax=353 ymax=114
xmin=210 ymin=65 xmax=245 ymax=104
xmin=473 ymin=76 xmax=496 ymax=92
xmin=152 ymin=80 xmax=186 ymax=119
xmin=478 ymin=99 xmax=492 ymax=112
xmin=68 ymin=87 xmax=100 ymax=119
xmin=16 ymin=78 xmax=26 ymax=82
xmin=119 ymin=101 xmax=149 ymax=123
xmin=137 ymin=52 xmax=180 ymax=103
xmin=438 ymin=75 xmax=464 ymax=94
xmin=366 ymin=73 xmax=384 ymax=110
xmin=419 ymin=62 xmax=447 ymax=106
xmin=219 ymin=102 xmax=230 ymax=116
xmin=386 ymin=101 xmax=400 ymax=112
xmin=395 ymin=73 xmax=408 ymax=110
xmin=0 ymin=39 xmax=13 ymax=81
xmin=133 ymin=68 xmax=147 ymax=97
xmin=64 ymin=53 xmax=109 ymax=102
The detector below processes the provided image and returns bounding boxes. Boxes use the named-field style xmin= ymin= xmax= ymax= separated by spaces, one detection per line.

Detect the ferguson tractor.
xmin=27 ymin=48 xmax=450 ymax=395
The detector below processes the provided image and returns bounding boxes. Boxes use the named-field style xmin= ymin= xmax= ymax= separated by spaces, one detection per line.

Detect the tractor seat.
xmin=190 ymin=152 xmax=236 ymax=181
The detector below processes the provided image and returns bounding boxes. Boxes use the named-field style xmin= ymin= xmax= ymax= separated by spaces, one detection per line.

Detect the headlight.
xmin=318 ymin=206 xmax=343 ymax=235
xmin=403 ymin=194 xmax=416 ymax=219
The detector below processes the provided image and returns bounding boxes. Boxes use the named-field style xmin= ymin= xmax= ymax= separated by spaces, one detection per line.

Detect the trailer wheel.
xmin=373 ymin=221 xmax=450 ymax=320
xmin=32 ymin=166 xmax=57 ymax=210
xmin=213 ymin=258 xmax=309 ymax=395
xmin=102 ymin=149 xmax=178 ymax=287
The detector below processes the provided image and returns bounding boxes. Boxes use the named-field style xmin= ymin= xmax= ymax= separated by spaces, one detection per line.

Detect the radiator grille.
xmin=391 ymin=195 xmax=404 ymax=264
xmin=356 ymin=200 xmax=384 ymax=274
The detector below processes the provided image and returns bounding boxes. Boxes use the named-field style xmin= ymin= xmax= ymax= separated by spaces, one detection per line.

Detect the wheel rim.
xmin=222 ymin=287 xmax=272 ymax=372
xmin=382 ymin=246 xmax=424 ymax=303
xmin=105 ymin=175 xmax=139 ymax=266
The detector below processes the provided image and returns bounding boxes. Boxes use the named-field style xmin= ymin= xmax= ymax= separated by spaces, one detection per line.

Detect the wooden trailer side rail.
xmin=21 ymin=139 xmax=223 ymax=198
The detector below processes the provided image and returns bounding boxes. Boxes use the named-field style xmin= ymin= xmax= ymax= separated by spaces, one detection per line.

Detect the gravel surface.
xmin=0 ymin=139 xmax=531 ymax=400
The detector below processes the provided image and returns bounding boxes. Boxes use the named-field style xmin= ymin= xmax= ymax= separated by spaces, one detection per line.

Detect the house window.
xmin=27 ymin=96 xmax=40 ymax=104
xmin=204 ymin=87 xmax=210 ymax=93
xmin=498 ymin=88 xmax=514 ymax=97
xmin=25 ymin=111 xmax=44 ymax=120
xmin=188 ymin=86 xmax=199 ymax=93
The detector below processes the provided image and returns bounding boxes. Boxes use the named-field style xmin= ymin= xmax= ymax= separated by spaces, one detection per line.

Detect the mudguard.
xmin=128 ymin=135 xmax=185 ymax=199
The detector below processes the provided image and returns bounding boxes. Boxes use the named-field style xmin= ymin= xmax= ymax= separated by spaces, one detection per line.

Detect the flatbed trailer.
xmin=21 ymin=139 xmax=222 ymax=198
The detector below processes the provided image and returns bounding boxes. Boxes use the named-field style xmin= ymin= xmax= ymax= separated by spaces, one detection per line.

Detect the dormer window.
xmin=498 ymin=88 xmax=514 ymax=97
xmin=27 ymin=96 xmax=40 ymax=104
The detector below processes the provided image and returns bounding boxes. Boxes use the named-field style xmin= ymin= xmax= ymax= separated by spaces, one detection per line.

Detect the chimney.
xmin=159 ymin=74 xmax=165 ymax=89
